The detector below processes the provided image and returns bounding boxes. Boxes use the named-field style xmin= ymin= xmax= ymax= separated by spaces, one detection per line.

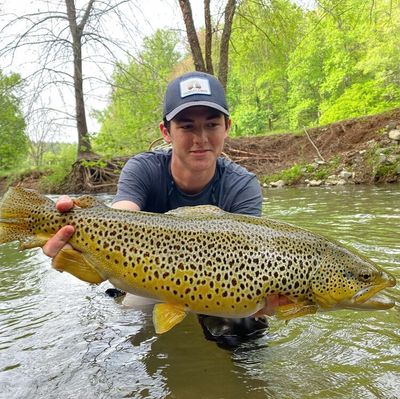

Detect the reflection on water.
xmin=0 ymin=185 xmax=399 ymax=399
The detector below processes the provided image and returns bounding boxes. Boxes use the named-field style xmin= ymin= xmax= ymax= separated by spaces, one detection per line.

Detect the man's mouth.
xmin=190 ymin=149 xmax=210 ymax=155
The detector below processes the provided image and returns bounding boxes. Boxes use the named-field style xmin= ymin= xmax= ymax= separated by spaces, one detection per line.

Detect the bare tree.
xmin=0 ymin=0 xmax=144 ymax=159
xmin=177 ymin=0 xmax=237 ymax=89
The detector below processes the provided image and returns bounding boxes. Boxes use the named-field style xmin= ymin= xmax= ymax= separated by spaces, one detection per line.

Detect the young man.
xmin=44 ymin=71 xmax=288 ymax=348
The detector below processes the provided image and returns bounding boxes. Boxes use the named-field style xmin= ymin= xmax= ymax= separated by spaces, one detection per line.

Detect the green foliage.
xmin=39 ymin=144 xmax=77 ymax=191
xmin=229 ymin=0 xmax=304 ymax=134
xmin=94 ymin=29 xmax=181 ymax=156
xmin=264 ymin=164 xmax=304 ymax=184
xmin=0 ymin=71 xmax=28 ymax=171
xmin=366 ymin=143 xmax=400 ymax=180
xmin=227 ymin=0 xmax=400 ymax=134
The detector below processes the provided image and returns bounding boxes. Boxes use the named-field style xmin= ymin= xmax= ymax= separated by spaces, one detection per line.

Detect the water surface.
xmin=0 ymin=185 xmax=399 ymax=399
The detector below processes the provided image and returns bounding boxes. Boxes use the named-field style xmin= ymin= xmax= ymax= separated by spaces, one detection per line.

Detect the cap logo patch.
xmin=180 ymin=78 xmax=211 ymax=98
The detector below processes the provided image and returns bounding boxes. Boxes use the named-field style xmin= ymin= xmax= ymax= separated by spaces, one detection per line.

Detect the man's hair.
xmin=163 ymin=114 xmax=229 ymax=132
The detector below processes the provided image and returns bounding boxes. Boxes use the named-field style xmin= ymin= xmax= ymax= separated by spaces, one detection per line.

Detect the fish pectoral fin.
xmin=153 ymin=303 xmax=187 ymax=334
xmin=275 ymin=302 xmax=318 ymax=321
xmin=52 ymin=248 xmax=105 ymax=284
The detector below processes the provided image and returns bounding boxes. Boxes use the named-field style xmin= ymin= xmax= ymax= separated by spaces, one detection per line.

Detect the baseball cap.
xmin=163 ymin=71 xmax=229 ymax=121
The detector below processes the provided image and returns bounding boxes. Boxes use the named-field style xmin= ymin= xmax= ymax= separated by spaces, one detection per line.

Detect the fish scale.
xmin=0 ymin=187 xmax=396 ymax=334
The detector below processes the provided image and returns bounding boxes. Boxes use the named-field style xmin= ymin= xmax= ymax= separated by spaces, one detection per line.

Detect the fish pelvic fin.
xmin=52 ymin=248 xmax=105 ymax=284
xmin=153 ymin=303 xmax=187 ymax=334
xmin=0 ymin=187 xmax=53 ymax=245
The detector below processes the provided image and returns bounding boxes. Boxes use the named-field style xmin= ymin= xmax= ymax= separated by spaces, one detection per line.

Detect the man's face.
xmin=161 ymin=106 xmax=230 ymax=173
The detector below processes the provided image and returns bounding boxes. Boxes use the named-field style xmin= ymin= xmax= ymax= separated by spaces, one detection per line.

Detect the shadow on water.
xmin=0 ymin=185 xmax=399 ymax=398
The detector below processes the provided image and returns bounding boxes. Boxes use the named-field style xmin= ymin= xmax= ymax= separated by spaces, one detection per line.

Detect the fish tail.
xmin=0 ymin=187 xmax=53 ymax=245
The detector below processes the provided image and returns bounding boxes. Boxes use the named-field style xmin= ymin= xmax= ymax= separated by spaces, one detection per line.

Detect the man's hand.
xmin=42 ymin=196 xmax=75 ymax=258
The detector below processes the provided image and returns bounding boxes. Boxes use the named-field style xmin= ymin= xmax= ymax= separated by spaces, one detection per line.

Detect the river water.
xmin=0 ymin=185 xmax=399 ymax=399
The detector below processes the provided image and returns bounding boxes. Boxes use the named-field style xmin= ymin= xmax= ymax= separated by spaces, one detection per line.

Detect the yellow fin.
xmin=0 ymin=187 xmax=54 ymax=244
xmin=52 ymin=248 xmax=105 ymax=284
xmin=153 ymin=303 xmax=187 ymax=334
xmin=275 ymin=302 xmax=318 ymax=320
xmin=20 ymin=234 xmax=50 ymax=249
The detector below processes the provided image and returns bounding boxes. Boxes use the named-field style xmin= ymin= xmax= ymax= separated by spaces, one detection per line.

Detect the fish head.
xmin=310 ymin=246 xmax=396 ymax=311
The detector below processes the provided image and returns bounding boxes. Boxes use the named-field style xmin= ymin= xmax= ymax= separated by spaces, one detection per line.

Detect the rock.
xmin=336 ymin=179 xmax=347 ymax=185
xmin=386 ymin=121 xmax=398 ymax=131
xmin=396 ymin=165 xmax=400 ymax=175
xmin=388 ymin=129 xmax=400 ymax=141
xmin=388 ymin=155 xmax=399 ymax=164
xmin=359 ymin=149 xmax=367 ymax=155
xmin=307 ymin=180 xmax=323 ymax=187
xmin=270 ymin=180 xmax=286 ymax=188
xmin=339 ymin=170 xmax=352 ymax=179
xmin=378 ymin=154 xmax=388 ymax=164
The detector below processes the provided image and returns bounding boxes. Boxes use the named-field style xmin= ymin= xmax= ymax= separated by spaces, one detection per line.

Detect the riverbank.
xmin=1 ymin=108 xmax=399 ymax=195
xmin=224 ymin=108 xmax=400 ymax=188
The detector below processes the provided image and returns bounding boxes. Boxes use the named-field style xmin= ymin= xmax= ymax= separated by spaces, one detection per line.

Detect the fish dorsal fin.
xmin=52 ymin=248 xmax=105 ymax=284
xmin=166 ymin=205 xmax=226 ymax=219
xmin=153 ymin=303 xmax=187 ymax=334
xmin=72 ymin=195 xmax=106 ymax=209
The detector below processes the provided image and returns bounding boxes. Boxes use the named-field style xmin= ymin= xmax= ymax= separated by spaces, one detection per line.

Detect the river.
xmin=0 ymin=185 xmax=399 ymax=399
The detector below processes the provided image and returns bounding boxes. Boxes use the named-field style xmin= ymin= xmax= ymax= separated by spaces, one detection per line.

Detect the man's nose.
xmin=193 ymin=128 xmax=208 ymax=143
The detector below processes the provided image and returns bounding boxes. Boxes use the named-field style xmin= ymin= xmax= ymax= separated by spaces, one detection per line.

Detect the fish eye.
xmin=359 ymin=272 xmax=372 ymax=282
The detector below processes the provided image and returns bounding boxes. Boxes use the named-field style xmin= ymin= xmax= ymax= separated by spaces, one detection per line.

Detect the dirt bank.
xmin=224 ymin=108 xmax=400 ymax=185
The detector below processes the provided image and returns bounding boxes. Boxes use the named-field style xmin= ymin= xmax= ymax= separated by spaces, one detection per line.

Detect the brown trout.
xmin=0 ymin=187 xmax=396 ymax=333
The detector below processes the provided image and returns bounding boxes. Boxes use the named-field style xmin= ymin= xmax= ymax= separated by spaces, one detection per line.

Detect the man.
xmin=44 ymin=71 xmax=288 ymax=348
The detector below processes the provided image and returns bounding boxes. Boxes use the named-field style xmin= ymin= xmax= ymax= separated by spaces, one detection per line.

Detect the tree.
xmin=0 ymin=71 xmax=28 ymax=171
xmin=94 ymin=29 xmax=181 ymax=155
xmin=0 ymin=0 xmax=143 ymax=159
xmin=178 ymin=0 xmax=237 ymax=89
xmin=229 ymin=0 xmax=304 ymax=134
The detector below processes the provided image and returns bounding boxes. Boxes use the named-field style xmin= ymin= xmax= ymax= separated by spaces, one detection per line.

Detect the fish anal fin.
xmin=20 ymin=234 xmax=50 ymax=250
xmin=153 ymin=303 xmax=187 ymax=334
xmin=52 ymin=248 xmax=105 ymax=284
xmin=275 ymin=302 xmax=318 ymax=321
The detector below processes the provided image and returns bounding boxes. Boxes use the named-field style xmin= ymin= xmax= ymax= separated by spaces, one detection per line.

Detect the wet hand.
xmin=42 ymin=196 xmax=75 ymax=258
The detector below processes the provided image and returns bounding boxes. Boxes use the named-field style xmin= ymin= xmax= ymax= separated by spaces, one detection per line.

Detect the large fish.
xmin=0 ymin=187 xmax=396 ymax=333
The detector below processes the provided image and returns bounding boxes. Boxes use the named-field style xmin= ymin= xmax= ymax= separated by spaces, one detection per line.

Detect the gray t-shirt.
xmin=113 ymin=150 xmax=263 ymax=216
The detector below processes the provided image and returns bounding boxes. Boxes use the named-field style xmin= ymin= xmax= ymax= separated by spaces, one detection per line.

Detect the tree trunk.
xmin=218 ymin=0 xmax=236 ymax=90
xmin=204 ymin=0 xmax=214 ymax=74
xmin=65 ymin=0 xmax=94 ymax=158
xmin=178 ymin=0 xmax=206 ymax=72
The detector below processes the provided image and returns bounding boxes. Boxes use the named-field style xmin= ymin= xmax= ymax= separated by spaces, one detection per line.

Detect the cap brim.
xmin=165 ymin=101 xmax=229 ymax=121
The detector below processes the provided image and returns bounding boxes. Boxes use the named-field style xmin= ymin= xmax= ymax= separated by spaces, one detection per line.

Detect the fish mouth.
xmin=348 ymin=275 xmax=396 ymax=310
xmin=314 ymin=274 xmax=396 ymax=311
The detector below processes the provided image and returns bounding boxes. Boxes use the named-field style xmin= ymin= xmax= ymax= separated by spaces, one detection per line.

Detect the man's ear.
xmin=225 ymin=117 xmax=232 ymax=138
xmin=160 ymin=122 xmax=171 ymax=143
